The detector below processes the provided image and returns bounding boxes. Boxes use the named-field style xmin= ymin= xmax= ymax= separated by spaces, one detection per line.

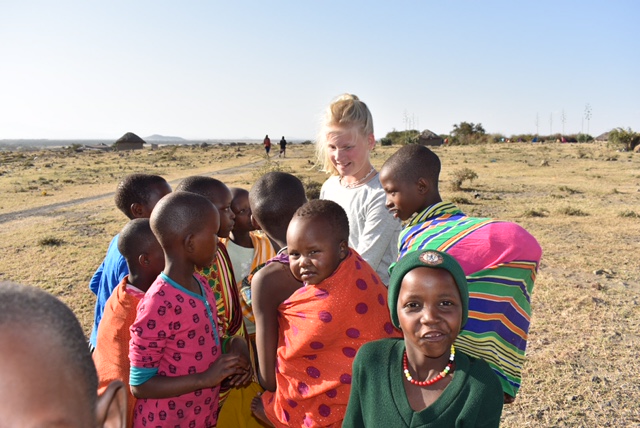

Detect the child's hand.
xmin=224 ymin=336 xmax=253 ymax=388
xmin=203 ymin=354 xmax=246 ymax=387
xmin=227 ymin=363 xmax=252 ymax=388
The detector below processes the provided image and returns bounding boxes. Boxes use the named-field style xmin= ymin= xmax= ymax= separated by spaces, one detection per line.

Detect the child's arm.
xmin=252 ymin=263 xmax=301 ymax=392
xmin=131 ymin=354 xmax=245 ymax=399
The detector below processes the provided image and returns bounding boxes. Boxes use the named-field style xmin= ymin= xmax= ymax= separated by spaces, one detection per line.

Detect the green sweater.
xmin=343 ymin=339 xmax=503 ymax=427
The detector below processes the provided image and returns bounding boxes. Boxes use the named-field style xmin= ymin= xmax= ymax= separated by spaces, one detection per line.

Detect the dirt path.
xmin=0 ymin=159 xmax=266 ymax=225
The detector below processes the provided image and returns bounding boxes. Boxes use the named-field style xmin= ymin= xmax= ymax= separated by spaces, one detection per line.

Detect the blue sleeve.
xmin=130 ymin=366 xmax=159 ymax=386
xmin=116 ymin=253 xmax=128 ymax=285
xmin=89 ymin=261 xmax=105 ymax=295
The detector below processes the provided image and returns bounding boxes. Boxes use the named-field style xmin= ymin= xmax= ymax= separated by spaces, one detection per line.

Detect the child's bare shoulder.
xmin=252 ymin=262 xmax=301 ymax=306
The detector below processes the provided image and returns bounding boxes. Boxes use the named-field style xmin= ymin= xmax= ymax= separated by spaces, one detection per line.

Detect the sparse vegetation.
xmin=303 ymin=179 xmax=322 ymax=200
xmin=618 ymin=210 xmax=640 ymax=218
xmin=558 ymin=206 xmax=589 ymax=216
xmin=38 ymin=236 xmax=64 ymax=246
xmin=608 ymin=127 xmax=640 ymax=151
xmin=0 ymin=142 xmax=639 ymax=427
xmin=450 ymin=168 xmax=478 ymax=191
xmin=522 ymin=208 xmax=548 ymax=217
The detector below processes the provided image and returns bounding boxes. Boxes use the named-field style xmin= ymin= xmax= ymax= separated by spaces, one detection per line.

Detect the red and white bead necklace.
xmin=403 ymin=345 xmax=455 ymax=387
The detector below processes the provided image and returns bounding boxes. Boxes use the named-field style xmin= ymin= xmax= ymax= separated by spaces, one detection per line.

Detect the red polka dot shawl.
xmin=261 ymin=249 xmax=401 ymax=427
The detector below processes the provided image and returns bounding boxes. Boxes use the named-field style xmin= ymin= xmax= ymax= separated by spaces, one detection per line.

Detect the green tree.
xmin=608 ymin=128 xmax=640 ymax=151
xmin=450 ymin=122 xmax=487 ymax=145
xmin=382 ymin=129 xmax=420 ymax=146
xmin=452 ymin=122 xmax=486 ymax=137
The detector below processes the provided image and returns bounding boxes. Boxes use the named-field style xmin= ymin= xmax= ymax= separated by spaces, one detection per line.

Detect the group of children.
xmin=4 ymin=141 xmax=544 ymax=427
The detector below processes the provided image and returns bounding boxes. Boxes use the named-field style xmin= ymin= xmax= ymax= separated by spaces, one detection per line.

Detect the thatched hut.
xmin=595 ymin=131 xmax=609 ymax=142
xmin=418 ymin=129 xmax=444 ymax=146
xmin=114 ymin=132 xmax=145 ymax=151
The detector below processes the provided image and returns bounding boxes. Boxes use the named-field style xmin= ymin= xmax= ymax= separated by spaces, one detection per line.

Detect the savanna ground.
xmin=1 ymin=141 xmax=639 ymax=427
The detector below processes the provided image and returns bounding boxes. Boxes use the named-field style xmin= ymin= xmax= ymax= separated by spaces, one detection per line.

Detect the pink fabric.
xmin=129 ymin=273 xmax=221 ymax=428
xmin=446 ymin=222 xmax=543 ymax=275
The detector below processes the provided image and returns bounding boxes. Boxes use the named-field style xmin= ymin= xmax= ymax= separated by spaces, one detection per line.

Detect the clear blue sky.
xmin=1 ymin=1 xmax=638 ymax=140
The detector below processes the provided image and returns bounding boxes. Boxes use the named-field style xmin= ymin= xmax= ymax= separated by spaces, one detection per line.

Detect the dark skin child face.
xmin=210 ymin=186 xmax=235 ymax=239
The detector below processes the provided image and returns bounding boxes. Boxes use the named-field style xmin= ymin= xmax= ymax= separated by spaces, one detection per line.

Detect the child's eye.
xmin=440 ymin=301 xmax=454 ymax=307
xmin=404 ymin=302 xmax=420 ymax=309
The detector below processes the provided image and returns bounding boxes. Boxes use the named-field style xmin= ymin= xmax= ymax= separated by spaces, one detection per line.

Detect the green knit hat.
xmin=388 ymin=250 xmax=469 ymax=328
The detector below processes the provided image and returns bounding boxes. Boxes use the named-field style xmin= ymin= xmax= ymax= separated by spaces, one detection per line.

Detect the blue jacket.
xmin=89 ymin=234 xmax=129 ymax=347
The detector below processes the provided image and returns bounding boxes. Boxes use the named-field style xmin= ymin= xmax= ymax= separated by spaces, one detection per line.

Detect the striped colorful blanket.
xmin=396 ymin=202 xmax=542 ymax=397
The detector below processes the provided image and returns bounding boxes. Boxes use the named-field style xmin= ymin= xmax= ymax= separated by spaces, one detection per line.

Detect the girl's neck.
xmin=163 ymin=260 xmax=200 ymax=294
xmin=127 ymin=271 xmax=155 ymax=293
xmin=230 ymin=230 xmax=253 ymax=249
xmin=340 ymin=163 xmax=376 ymax=188
xmin=405 ymin=347 xmax=453 ymax=380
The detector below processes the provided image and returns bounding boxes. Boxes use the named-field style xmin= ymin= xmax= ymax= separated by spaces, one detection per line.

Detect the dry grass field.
xmin=1 ymin=141 xmax=639 ymax=426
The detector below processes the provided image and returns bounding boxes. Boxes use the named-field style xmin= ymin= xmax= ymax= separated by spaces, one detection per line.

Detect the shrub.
xmin=450 ymin=168 xmax=478 ymax=191
xmin=379 ymin=137 xmax=393 ymax=146
xmin=577 ymin=133 xmax=594 ymax=143
xmin=303 ymin=179 xmax=322 ymax=200
xmin=608 ymin=128 xmax=640 ymax=151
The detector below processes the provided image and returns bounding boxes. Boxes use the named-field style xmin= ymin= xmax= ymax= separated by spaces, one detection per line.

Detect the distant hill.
xmin=145 ymin=134 xmax=187 ymax=142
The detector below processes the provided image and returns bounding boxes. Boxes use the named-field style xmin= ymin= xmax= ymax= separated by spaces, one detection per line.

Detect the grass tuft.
xmin=618 ymin=210 xmax=640 ymax=218
xmin=558 ymin=206 xmax=589 ymax=216
xmin=38 ymin=236 xmax=64 ymax=246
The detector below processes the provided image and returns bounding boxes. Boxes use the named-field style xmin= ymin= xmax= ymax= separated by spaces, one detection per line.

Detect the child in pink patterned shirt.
xmin=129 ymin=192 xmax=251 ymax=428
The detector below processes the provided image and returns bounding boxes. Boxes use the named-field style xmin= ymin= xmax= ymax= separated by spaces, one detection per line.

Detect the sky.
xmin=1 ymin=1 xmax=638 ymax=140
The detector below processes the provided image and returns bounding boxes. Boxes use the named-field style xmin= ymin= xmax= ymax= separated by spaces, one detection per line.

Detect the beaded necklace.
xmin=403 ymin=345 xmax=455 ymax=387
xmin=339 ymin=166 xmax=376 ymax=189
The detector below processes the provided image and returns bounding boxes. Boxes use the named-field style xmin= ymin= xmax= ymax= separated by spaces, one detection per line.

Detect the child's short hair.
xmin=382 ymin=144 xmax=441 ymax=186
xmin=117 ymin=218 xmax=158 ymax=268
xmin=293 ymin=199 xmax=349 ymax=242
xmin=115 ymin=174 xmax=169 ymax=219
xmin=0 ymin=282 xmax=98 ymax=409
xmin=316 ymin=94 xmax=374 ymax=174
xmin=175 ymin=176 xmax=227 ymax=201
xmin=249 ymin=172 xmax=307 ymax=236
xmin=150 ymin=192 xmax=217 ymax=250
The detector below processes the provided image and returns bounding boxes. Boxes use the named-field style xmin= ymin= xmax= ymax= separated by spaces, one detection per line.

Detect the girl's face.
xmin=397 ymin=267 xmax=462 ymax=362
xmin=379 ymin=170 xmax=425 ymax=221
xmin=211 ymin=187 xmax=236 ymax=239
xmin=287 ymin=216 xmax=348 ymax=285
xmin=230 ymin=192 xmax=254 ymax=234
xmin=326 ymin=126 xmax=375 ymax=179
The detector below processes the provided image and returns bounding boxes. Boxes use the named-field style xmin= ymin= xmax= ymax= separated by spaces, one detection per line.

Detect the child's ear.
xmin=130 ymin=203 xmax=145 ymax=219
xmin=184 ymin=233 xmax=195 ymax=253
xmin=338 ymin=240 xmax=349 ymax=260
xmin=95 ymin=380 xmax=127 ymax=428
xmin=250 ymin=214 xmax=262 ymax=231
xmin=416 ymin=177 xmax=429 ymax=195
xmin=138 ymin=253 xmax=150 ymax=267
xmin=366 ymin=133 xmax=376 ymax=150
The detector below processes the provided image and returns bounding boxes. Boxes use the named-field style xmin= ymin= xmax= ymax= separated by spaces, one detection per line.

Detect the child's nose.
xmin=420 ymin=306 xmax=439 ymax=324
xmin=300 ymin=255 xmax=312 ymax=267
xmin=385 ymin=197 xmax=394 ymax=209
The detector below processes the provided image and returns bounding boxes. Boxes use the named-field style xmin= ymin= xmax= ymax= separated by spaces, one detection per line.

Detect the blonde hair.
xmin=315 ymin=94 xmax=375 ymax=175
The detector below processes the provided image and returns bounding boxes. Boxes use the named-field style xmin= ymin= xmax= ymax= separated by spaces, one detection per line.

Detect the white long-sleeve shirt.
xmin=320 ymin=174 xmax=401 ymax=285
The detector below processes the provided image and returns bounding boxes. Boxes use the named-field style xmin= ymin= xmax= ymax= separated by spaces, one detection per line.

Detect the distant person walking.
xmin=278 ymin=136 xmax=287 ymax=158
xmin=263 ymin=135 xmax=271 ymax=158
